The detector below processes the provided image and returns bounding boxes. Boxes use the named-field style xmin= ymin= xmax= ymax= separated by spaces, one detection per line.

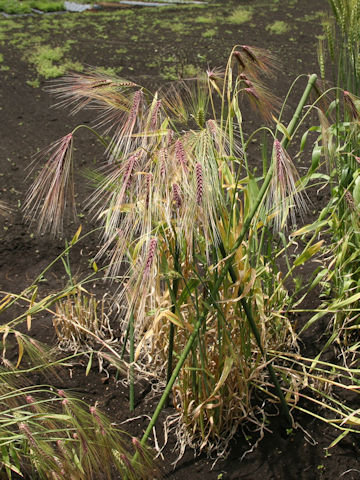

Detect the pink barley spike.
xmin=151 ymin=100 xmax=162 ymax=129
xmin=123 ymin=154 xmax=138 ymax=191
xmin=128 ymin=90 xmax=143 ymax=124
xmin=145 ymin=173 xmax=152 ymax=207
xmin=206 ymin=119 xmax=218 ymax=137
xmin=160 ymin=148 xmax=168 ymax=177
xmin=172 ymin=183 xmax=182 ymax=209
xmin=241 ymin=45 xmax=257 ymax=62
xmin=245 ymin=87 xmax=260 ymax=101
xmin=78 ymin=433 xmax=89 ymax=455
xmin=195 ymin=163 xmax=203 ymax=205
xmin=175 ymin=140 xmax=187 ymax=170
xmin=132 ymin=437 xmax=147 ymax=462
xmin=167 ymin=129 xmax=174 ymax=144
xmin=144 ymin=238 xmax=158 ymax=276
xmin=56 ymin=440 xmax=68 ymax=458
xmin=274 ymin=139 xmax=285 ymax=183
xmin=90 ymin=405 xmax=106 ymax=436
xmin=233 ymin=51 xmax=245 ymax=69
xmin=25 ymin=395 xmax=38 ymax=412
xmin=120 ymin=454 xmax=137 ymax=476
xmin=19 ymin=423 xmax=37 ymax=450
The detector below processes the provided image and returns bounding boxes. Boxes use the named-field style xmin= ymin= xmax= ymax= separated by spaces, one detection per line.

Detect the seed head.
xmin=242 ymin=83 xmax=279 ymax=123
xmin=120 ymin=454 xmax=137 ymax=476
xmin=144 ymin=238 xmax=158 ymax=276
xmin=267 ymin=139 xmax=307 ymax=230
xmin=344 ymin=90 xmax=360 ymax=121
xmin=151 ymin=100 xmax=162 ymax=129
xmin=25 ymin=394 xmax=38 ymax=412
xmin=24 ymin=133 xmax=75 ymax=236
xmin=240 ymin=45 xmax=279 ymax=76
xmin=19 ymin=423 xmax=37 ymax=449
xmin=90 ymin=405 xmax=106 ymax=436
xmin=128 ymin=90 xmax=143 ymax=124
xmin=233 ymin=50 xmax=246 ymax=69
xmin=345 ymin=191 xmax=355 ymax=211
xmin=123 ymin=154 xmax=138 ymax=192
xmin=195 ymin=163 xmax=203 ymax=205
xmin=145 ymin=173 xmax=152 ymax=208
xmin=160 ymin=148 xmax=168 ymax=177
xmin=172 ymin=183 xmax=182 ymax=209
xmin=175 ymin=140 xmax=187 ymax=170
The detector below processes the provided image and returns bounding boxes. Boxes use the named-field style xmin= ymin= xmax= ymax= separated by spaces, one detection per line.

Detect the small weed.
xmin=27 ymin=44 xmax=83 ymax=79
xmin=182 ymin=63 xmax=200 ymax=77
xmin=169 ymin=22 xmax=188 ymax=34
xmin=303 ymin=11 xmax=325 ymax=22
xmin=202 ymin=28 xmax=217 ymax=38
xmin=97 ymin=66 xmax=123 ymax=76
xmin=26 ymin=78 xmax=40 ymax=88
xmin=266 ymin=20 xmax=290 ymax=34
xmin=161 ymin=64 xmax=177 ymax=80
xmin=115 ymin=47 xmax=128 ymax=55
xmin=30 ymin=0 xmax=64 ymax=11
xmin=228 ymin=7 xmax=253 ymax=24
xmin=196 ymin=14 xmax=215 ymax=24
xmin=0 ymin=0 xmax=32 ymax=14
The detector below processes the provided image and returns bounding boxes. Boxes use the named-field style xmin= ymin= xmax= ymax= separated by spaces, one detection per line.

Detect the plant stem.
xmin=166 ymin=244 xmax=180 ymax=385
xmin=129 ymin=311 xmax=135 ymax=411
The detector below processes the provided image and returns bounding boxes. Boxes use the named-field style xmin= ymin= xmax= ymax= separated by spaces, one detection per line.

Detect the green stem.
xmin=166 ymin=244 xmax=180 ymax=385
xmin=129 ymin=311 xmax=135 ymax=411
xmin=71 ymin=124 xmax=109 ymax=149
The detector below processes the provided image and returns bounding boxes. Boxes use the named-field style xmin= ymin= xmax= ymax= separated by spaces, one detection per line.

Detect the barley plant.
xmin=23 ymin=45 xmax=360 ymax=461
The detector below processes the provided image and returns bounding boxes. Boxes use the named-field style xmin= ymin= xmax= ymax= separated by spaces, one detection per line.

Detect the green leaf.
xmin=294 ymin=240 xmax=324 ymax=266
xmin=86 ymin=352 xmax=93 ymax=376
xmin=353 ymin=176 xmax=360 ymax=207
xmin=300 ymin=130 xmax=309 ymax=152
xmin=292 ymin=219 xmax=328 ymax=237
xmin=330 ymin=291 xmax=360 ymax=310
xmin=310 ymin=145 xmax=322 ymax=172
xmin=70 ymin=225 xmax=82 ymax=245
xmin=276 ymin=121 xmax=291 ymax=140
xmin=328 ymin=430 xmax=349 ymax=449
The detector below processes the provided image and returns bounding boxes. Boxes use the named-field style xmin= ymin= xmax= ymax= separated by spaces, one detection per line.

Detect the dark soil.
xmin=1 ymin=0 xmax=360 ymax=478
